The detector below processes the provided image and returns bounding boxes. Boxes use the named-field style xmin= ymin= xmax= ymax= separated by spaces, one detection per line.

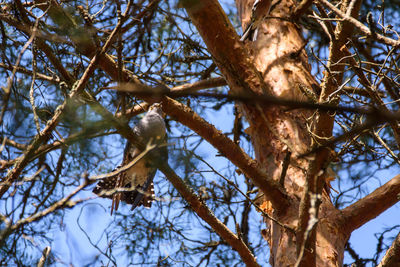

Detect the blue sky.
xmin=1 ymin=1 xmax=399 ymax=266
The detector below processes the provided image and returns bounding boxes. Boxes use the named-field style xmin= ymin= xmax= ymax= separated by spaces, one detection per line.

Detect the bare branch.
xmin=340 ymin=174 xmax=400 ymax=234
xmin=318 ymin=0 xmax=400 ymax=47
xmin=85 ymin=97 xmax=262 ymax=267
xmin=292 ymin=0 xmax=313 ymax=21
xmin=162 ymin=97 xmax=290 ymax=210
xmin=297 ymin=1 xmax=364 ymax=265
xmin=32 ymin=0 xmax=290 ymax=210
xmin=0 ymin=180 xmax=90 ymax=246
xmin=37 ymin=246 xmax=51 ymax=267
xmin=0 ymin=2 xmax=127 ymax=197
xmin=0 ymin=63 xmax=60 ymax=83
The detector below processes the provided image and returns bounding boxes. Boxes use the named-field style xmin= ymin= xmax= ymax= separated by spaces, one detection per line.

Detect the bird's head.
xmin=148 ymin=103 xmax=165 ymax=118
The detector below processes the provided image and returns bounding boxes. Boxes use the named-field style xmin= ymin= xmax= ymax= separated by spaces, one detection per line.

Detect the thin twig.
xmin=190 ymin=150 xmax=295 ymax=233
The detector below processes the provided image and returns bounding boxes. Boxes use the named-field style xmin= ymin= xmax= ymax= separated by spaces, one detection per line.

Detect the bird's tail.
xmin=111 ymin=193 xmax=121 ymax=215
xmin=141 ymin=182 xmax=154 ymax=208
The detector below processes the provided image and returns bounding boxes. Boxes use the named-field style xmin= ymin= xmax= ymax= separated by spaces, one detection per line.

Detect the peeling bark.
xmin=235 ymin=0 xmax=346 ymax=266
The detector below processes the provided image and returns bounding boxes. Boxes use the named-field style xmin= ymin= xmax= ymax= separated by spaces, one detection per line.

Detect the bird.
xmin=240 ymin=0 xmax=272 ymax=42
xmin=93 ymin=103 xmax=167 ymax=214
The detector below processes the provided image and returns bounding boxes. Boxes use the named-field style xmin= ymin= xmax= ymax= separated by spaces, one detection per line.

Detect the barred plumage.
xmin=93 ymin=103 xmax=167 ymax=214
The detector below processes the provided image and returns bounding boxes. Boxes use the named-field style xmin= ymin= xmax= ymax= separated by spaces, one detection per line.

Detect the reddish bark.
xmin=184 ymin=0 xmax=350 ymax=265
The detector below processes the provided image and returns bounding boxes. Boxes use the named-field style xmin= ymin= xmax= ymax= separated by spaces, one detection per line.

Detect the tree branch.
xmin=340 ymin=174 xmax=400 ymax=234
xmin=318 ymin=0 xmax=400 ymax=47
xmin=0 ymin=52 xmax=99 ymax=197
xmin=0 ymin=63 xmax=60 ymax=83
xmin=0 ymin=179 xmax=90 ymax=247
xmin=377 ymin=232 xmax=400 ymax=267
xmin=296 ymin=1 xmax=363 ymax=265
xmin=292 ymin=0 xmax=313 ymax=21
xmin=181 ymin=0 xmax=269 ymax=96
xmin=0 ymin=1 xmax=126 ymax=197
xmin=172 ymin=77 xmax=227 ymax=93
xmin=34 ymin=0 xmax=290 ymax=209
xmin=180 ymin=0 xmax=294 ymax=210
xmin=162 ymin=97 xmax=290 ymax=210
xmin=86 ymin=98 xmax=262 ymax=267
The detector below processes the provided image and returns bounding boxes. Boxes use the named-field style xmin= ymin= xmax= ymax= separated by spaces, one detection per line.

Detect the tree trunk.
xmin=236 ymin=0 xmax=347 ymax=266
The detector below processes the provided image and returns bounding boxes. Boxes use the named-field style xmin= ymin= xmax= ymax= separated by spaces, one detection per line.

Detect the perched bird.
xmin=240 ymin=0 xmax=272 ymax=42
xmin=93 ymin=103 xmax=167 ymax=214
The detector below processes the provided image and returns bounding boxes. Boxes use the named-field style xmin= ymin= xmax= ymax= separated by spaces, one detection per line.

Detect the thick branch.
xmin=162 ymin=97 xmax=290 ymax=210
xmin=87 ymin=98 xmax=261 ymax=267
xmin=181 ymin=0 xmax=270 ymax=96
xmin=180 ymin=0 xmax=295 ymax=210
xmin=340 ymin=174 xmax=400 ymax=234
xmin=296 ymin=1 xmax=363 ymax=266
xmin=24 ymin=0 xmax=289 ymax=210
